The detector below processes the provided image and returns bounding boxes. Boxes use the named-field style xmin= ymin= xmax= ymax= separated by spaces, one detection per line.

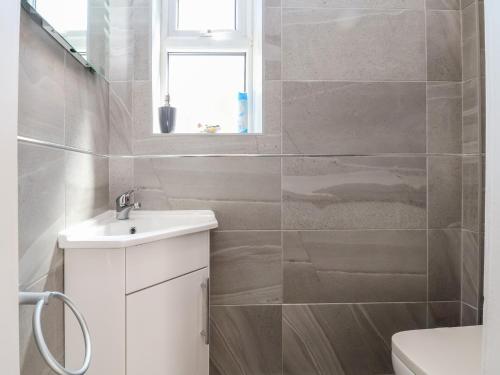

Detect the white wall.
xmin=0 ymin=0 xmax=21 ymax=374
xmin=482 ymin=0 xmax=500 ymax=373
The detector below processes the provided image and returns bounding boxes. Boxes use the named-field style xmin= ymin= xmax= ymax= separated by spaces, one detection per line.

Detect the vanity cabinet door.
xmin=126 ymin=268 xmax=209 ymax=375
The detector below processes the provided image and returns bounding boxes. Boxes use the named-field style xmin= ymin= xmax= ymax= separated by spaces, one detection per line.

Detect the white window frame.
xmin=160 ymin=0 xmax=257 ymax=134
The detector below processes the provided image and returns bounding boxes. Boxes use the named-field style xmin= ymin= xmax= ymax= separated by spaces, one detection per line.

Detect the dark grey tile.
xmin=427 ymin=10 xmax=462 ymax=81
xmin=65 ymin=152 xmax=109 ymax=226
xmin=18 ymin=143 xmax=65 ymax=289
xmin=463 ymin=156 xmax=481 ymax=232
xmin=19 ymin=269 xmax=64 ymax=375
xmin=264 ymin=6 xmax=281 ymax=80
xmin=65 ymin=56 xmax=109 ymax=154
xmin=264 ymin=81 xmax=282 ymax=136
xmin=283 ymin=230 xmax=427 ymax=303
xmin=462 ymin=3 xmax=480 ymax=81
xmin=18 ymin=11 xmax=65 ymax=144
xmin=210 ymin=305 xmax=282 ymax=375
xmin=461 ymin=303 xmax=479 ymax=326
xmin=282 ymin=157 xmax=427 ymax=230
xmin=427 ymin=82 xmax=462 ymax=154
xmin=462 ymin=78 xmax=481 ymax=154
xmin=428 ymin=229 xmax=461 ymax=301
xmin=283 ymin=303 xmax=426 ymax=375
xmin=428 ymin=302 xmax=461 ymax=328
xmin=283 ymin=0 xmax=423 ymax=8
xmin=283 ymin=82 xmax=426 ymax=154
xmin=134 ymin=157 xmax=281 ymax=230
xmin=211 ymin=231 xmax=282 ymax=305
xmin=283 ymin=9 xmax=426 ymax=81
xmin=426 ymin=0 xmax=460 ymax=9
xmin=462 ymin=230 xmax=481 ymax=307
xmin=428 ymin=156 xmax=462 ymax=229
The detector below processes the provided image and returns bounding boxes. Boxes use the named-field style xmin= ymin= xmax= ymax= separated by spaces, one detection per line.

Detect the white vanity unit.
xmin=58 ymin=210 xmax=218 ymax=375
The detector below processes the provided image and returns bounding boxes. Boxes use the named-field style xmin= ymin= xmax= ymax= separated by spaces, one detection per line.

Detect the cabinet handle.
xmin=200 ymin=278 xmax=209 ymax=345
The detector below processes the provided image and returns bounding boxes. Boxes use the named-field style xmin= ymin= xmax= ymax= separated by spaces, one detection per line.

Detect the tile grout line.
xmin=424 ymin=0 xmax=430 ymax=329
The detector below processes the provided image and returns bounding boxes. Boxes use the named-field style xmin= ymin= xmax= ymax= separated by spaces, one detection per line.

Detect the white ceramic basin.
xmin=58 ymin=210 xmax=218 ymax=248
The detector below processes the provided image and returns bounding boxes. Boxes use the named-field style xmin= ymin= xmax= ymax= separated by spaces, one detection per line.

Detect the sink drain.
xmin=129 ymin=226 xmax=137 ymax=234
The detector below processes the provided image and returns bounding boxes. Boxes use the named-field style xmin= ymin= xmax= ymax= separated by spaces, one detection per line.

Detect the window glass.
xmin=168 ymin=53 xmax=246 ymax=133
xmin=177 ymin=0 xmax=236 ymax=31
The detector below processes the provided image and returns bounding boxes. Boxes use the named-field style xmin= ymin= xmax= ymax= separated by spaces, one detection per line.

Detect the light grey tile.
xmin=283 ymin=230 xmax=427 ymax=303
xmin=462 ymin=78 xmax=481 ymax=154
xmin=266 ymin=0 xmax=281 ymax=6
xmin=461 ymin=303 xmax=479 ymax=326
xmin=211 ymin=231 xmax=282 ymax=305
xmin=87 ymin=5 xmax=109 ymax=77
xmin=426 ymin=0 xmax=460 ymax=9
xmin=462 ymin=230 xmax=481 ymax=307
xmin=18 ymin=11 xmax=65 ymax=144
xmin=428 ymin=229 xmax=461 ymax=301
xmin=283 ymin=303 xmax=426 ymax=375
xmin=109 ymin=0 xmax=151 ymax=6
xmin=462 ymin=156 xmax=481 ymax=232
xmin=461 ymin=0 xmax=475 ymax=9
xmin=210 ymin=305 xmax=282 ymax=375
xmin=18 ymin=143 xmax=65 ymax=289
xmin=428 ymin=302 xmax=461 ymax=328
xmin=426 ymin=10 xmax=462 ymax=81
xmin=264 ymin=6 xmax=281 ymax=80
xmin=462 ymin=3 xmax=480 ymax=81
xmin=19 ymin=269 xmax=64 ymax=375
xmin=283 ymin=9 xmax=426 ymax=81
xmin=132 ymin=80 xmax=153 ymax=140
xmin=108 ymin=7 xmax=135 ymax=81
xmin=283 ymin=82 xmax=426 ymax=154
xmin=133 ymin=7 xmax=152 ymax=81
xmin=65 ymin=153 xmax=109 ymax=225
xmin=428 ymin=156 xmax=462 ymax=229
xmin=282 ymin=157 xmax=427 ymax=230
xmin=133 ymin=134 xmax=282 ymax=155
xmin=109 ymin=157 xmax=134 ymax=208
xmin=427 ymin=82 xmax=462 ymax=154
xmin=134 ymin=157 xmax=281 ymax=230
xmin=110 ymin=81 xmax=133 ymax=155
xmin=65 ymin=56 xmax=109 ymax=154
xmin=283 ymin=0 xmax=424 ymax=8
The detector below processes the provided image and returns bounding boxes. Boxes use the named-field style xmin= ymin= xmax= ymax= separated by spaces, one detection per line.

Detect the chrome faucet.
xmin=115 ymin=190 xmax=141 ymax=220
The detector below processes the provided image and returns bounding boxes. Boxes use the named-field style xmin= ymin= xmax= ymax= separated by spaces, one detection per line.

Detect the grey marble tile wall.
xmin=109 ymin=0 xmax=481 ymax=374
xmin=460 ymin=0 xmax=485 ymax=325
xmin=18 ymin=9 xmax=110 ymax=375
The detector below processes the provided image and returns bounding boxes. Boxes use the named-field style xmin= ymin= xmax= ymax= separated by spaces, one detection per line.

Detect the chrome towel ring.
xmin=19 ymin=291 xmax=92 ymax=375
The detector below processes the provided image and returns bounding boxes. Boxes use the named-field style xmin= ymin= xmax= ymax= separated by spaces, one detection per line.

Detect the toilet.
xmin=392 ymin=325 xmax=482 ymax=375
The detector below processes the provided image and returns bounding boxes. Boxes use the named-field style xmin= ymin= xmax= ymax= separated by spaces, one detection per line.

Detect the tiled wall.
xmin=104 ymin=1 xmax=486 ymax=374
xmin=460 ymin=0 xmax=485 ymax=325
xmin=16 ymin=0 xmax=485 ymax=374
xmin=17 ymin=10 xmax=109 ymax=375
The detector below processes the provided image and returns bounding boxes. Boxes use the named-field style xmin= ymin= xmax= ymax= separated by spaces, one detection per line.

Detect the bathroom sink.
xmin=58 ymin=210 xmax=218 ymax=248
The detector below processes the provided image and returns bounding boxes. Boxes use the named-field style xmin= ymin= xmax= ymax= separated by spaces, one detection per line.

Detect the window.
xmin=159 ymin=0 xmax=260 ymax=134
